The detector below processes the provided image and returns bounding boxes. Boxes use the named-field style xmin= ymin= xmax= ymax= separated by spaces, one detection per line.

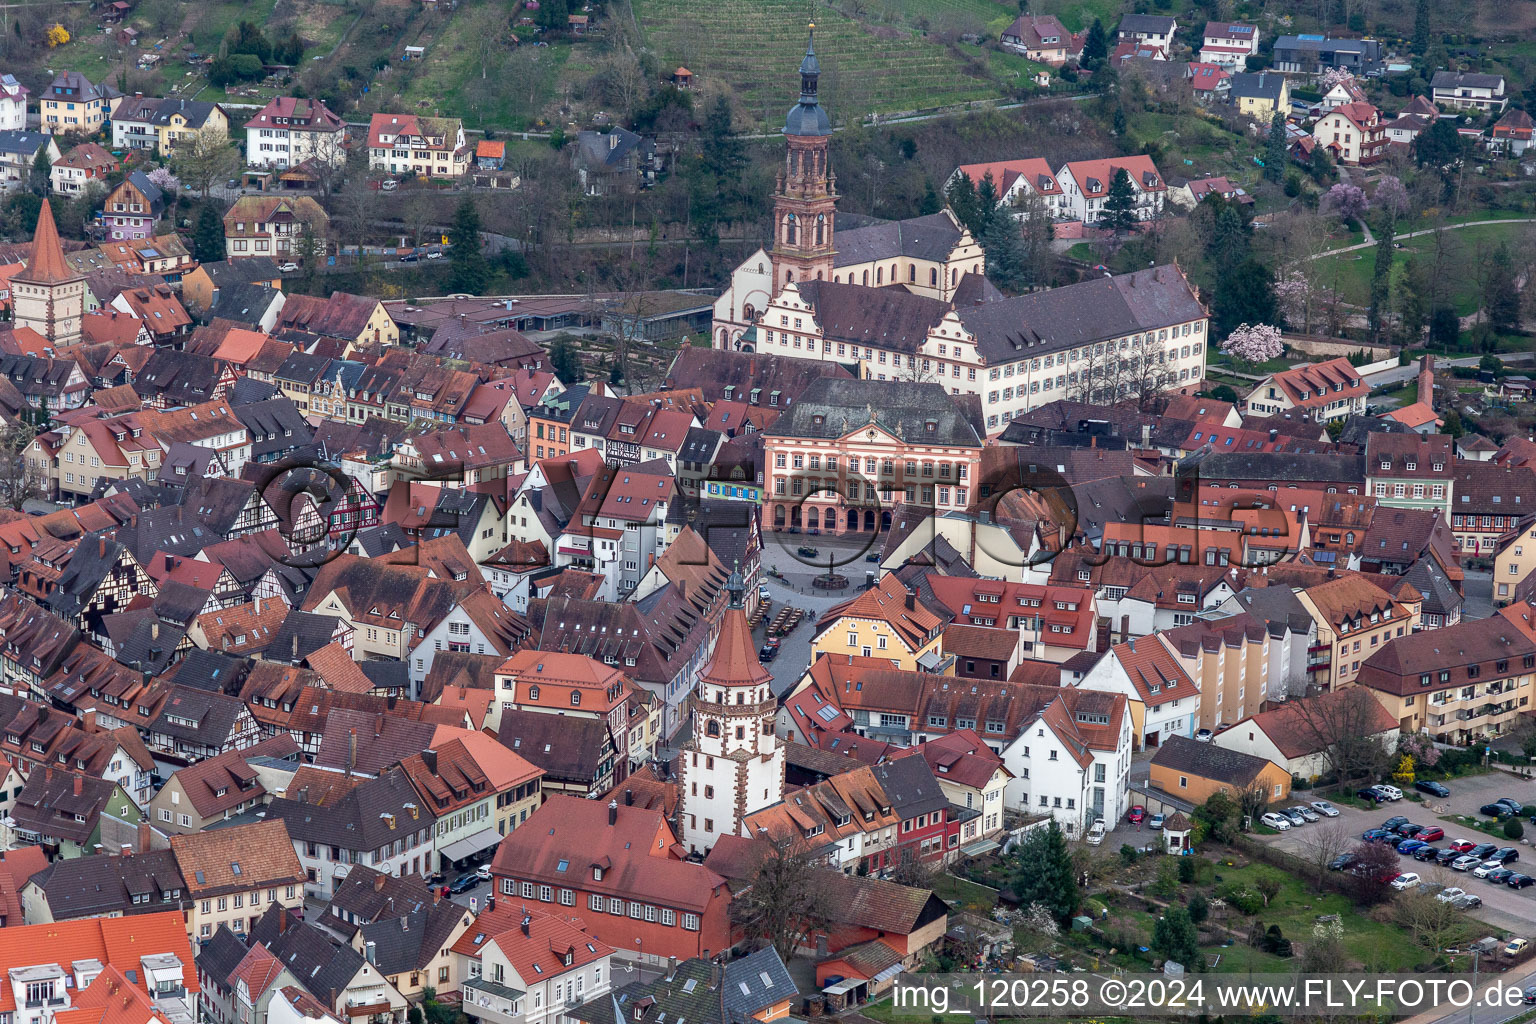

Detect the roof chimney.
xmin=365 ymin=941 xmax=377 ymax=965
xmin=292 ymin=633 xmax=300 ymax=660
xmin=138 ymin=821 xmax=152 ymax=855
xmin=422 ymin=748 xmax=438 ymax=774
xmin=374 ymin=873 xmax=387 ymax=892
xmin=624 ymin=789 xmax=633 ymax=805
xmin=905 ymin=587 xmax=915 ymax=611
xmin=347 ymin=728 xmax=357 ymax=777
xmin=73 ymin=773 xmax=83 ymax=797
xmin=521 ymin=914 xmax=532 ymax=937
xmin=608 ymin=799 xmax=618 ymax=825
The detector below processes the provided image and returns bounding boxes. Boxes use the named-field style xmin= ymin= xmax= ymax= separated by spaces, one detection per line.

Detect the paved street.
xmin=1253 ymin=772 xmax=1536 ymax=936
xmin=758 ymin=532 xmax=884 ymax=696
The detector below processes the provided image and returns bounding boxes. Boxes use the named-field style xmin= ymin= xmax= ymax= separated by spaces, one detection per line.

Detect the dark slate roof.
xmin=1431 ymin=70 xmax=1504 ymax=91
xmin=1118 ymin=13 xmax=1176 ymax=32
xmin=233 ymin=397 xmax=315 ymax=463
xmin=45 ymin=533 xmax=128 ymax=620
xmin=796 ymin=281 xmax=950 ymax=354
xmin=1229 ymin=71 xmax=1287 ymax=101
xmin=249 ymin=906 xmax=369 ymax=1006
xmin=267 ymin=767 xmax=436 ymax=850
xmin=266 ymin=611 xmax=341 ymax=665
xmin=954 ymin=264 xmax=1204 ymax=365
xmin=196 ymin=925 xmax=253 ymax=994
xmin=575 ymin=948 xmax=796 ymax=1024
xmin=169 ymin=648 xmax=252 ymax=696
xmin=358 ymin=660 xmax=408 ymax=693
xmin=149 ymin=684 xmax=247 ymax=747
xmin=763 ymin=377 xmax=982 ymax=447
xmin=29 ymin=848 xmax=187 ymax=919
xmin=678 ymin=426 xmax=722 ymax=464
xmin=135 ymin=348 xmax=221 ymax=405
xmin=104 ymin=608 xmax=191 ymax=675
xmin=495 ymin=708 xmax=610 ymax=785
xmin=871 ymin=755 xmax=951 ymax=819
xmin=209 ymin=280 xmax=284 ymax=326
xmin=832 ymin=211 xmax=963 ymax=268
xmin=575 ymin=126 xmax=648 ymax=170
xmin=1150 ymin=734 xmax=1276 ymax=785
xmin=356 ymin=900 xmax=469 ymax=974
xmin=12 ymin=770 xmax=122 ymax=845
xmin=352 ymin=523 xmax=412 ymax=558
xmin=199 ymin=258 xmax=283 ymax=287
xmin=116 ymin=506 xmax=218 ymax=564
xmin=230 ymin=376 xmax=282 ymax=405
xmin=1400 ymin=556 xmax=1462 ymax=618
xmin=326 ymin=865 xmax=429 ymax=923
xmin=1185 ymin=449 xmax=1366 ymax=484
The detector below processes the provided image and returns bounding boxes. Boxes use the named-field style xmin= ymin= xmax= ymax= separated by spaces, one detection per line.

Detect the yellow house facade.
xmin=810 ymin=573 xmax=944 ymax=671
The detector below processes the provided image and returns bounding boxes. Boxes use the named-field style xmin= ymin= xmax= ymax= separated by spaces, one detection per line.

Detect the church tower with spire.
xmin=12 ymin=199 xmax=84 ymax=347
xmin=769 ymin=24 xmax=838 ymax=289
xmin=678 ymin=564 xmax=784 ymax=854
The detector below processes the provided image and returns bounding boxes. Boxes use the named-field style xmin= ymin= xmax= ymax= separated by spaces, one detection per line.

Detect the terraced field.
xmin=633 ymin=0 xmax=1017 ymax=127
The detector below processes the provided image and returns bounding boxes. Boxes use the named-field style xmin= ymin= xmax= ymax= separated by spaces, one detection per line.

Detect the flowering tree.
xmin=1221 ymin=323 xmax=1285 ymax=363
xmin=1275 ymin=270 xmax=1310 ymax=331
xmin=1320 ymin=67 xmax=1355 ymax=92
xmin=45 ymin=24 xmax=69 ymax=47
xmin=1322 ymin=182 xmax=1369 ymax=222
xmin=1373 ymin=175 xmax=1411 ymax=222
xmin=145 ymin=167 xmax=180 ymax=194
xmin=1398 ymin=732 xmax=1442 ymax=768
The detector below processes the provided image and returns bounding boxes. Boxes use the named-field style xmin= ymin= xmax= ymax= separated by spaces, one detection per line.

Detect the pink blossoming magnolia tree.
xmin=1221 ymin=323 xmax=1285 ymax=364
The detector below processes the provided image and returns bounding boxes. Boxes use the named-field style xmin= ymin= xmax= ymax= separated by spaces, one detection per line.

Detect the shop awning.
xmin=439 ymin=827 xmax=502 ymax=862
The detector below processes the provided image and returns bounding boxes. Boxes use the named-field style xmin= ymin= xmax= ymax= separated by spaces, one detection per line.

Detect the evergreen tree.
xmin=1368 ymin=218 xmax=1395 ymax=341
xmin=918 ymin=180 xmax=941 ymax=215
xmin=975 ymin=171 xmax=999 ymax=221
xmin=980 ymin=207 xmax=1029 ymax=294
xmin=1102 ymin=168 xmax=1138 ymax=232
xmin=299 ymin=220 xmax=321 ymax=286
xmin=446 ymin=197 xmax=490 ymax=295
xmin=1416 ymin=119 xmax=1464 ymax=168
xmin=1113 ymin=104 xmax=1127 ymax=137
xmin=1082 ymin=19 xmax=1107 ymax=68
xmin=1265 ymin=110 xmax=1287 ymax=182
xmin=1429 ymin=306 xmax=1459 ymax=349
xmin=1413 ymin=0 xmax=1431 ymax=53
xmin=1212 ymin=259 xmax=1277 ymax=335
xmin=1152 ymin=907 xmax=1200 ymax=965
xmin=548 ymin=336 xmax=583 ymax=383
xmin=27 ymin=147 xmax=49 ymax=198
xmin=1009 ymin=819 xmax=1077 ymax=924
xmin=701 ymin=95 xmax=744 ymax=188
xmin=944 ymin=171 xmax=979 ymax=236
xmin=192 ymin=204 xmax=224 ymax=263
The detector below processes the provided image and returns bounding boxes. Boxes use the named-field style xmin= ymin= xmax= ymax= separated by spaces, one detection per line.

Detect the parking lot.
xmin=1255 ymin=771 xmax=1536 ymax=934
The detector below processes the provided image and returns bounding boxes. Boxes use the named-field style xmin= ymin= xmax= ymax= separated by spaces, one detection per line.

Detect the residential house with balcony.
xmin=1072 ymin=635 xmax=1198 ymax=749
xmin=569 ymin=949 xmax=793 ymax=1024
xmin=0 ymin=912 xmax=198 ymax=1024
xmin=1054 ymin=155 xmax=1166 ymax=225
xmin=1115 ymin=14 xmax=1176 ymax=49
xmin=51 ymin=142 xmax=117 ymax=196
xmin=11 ymin=767 xmax=142 ymax=858
xmin=456 ymin=904 xmax=613 ymax=1024
xmin=1314 ymin=101 xmax=1388 ymax=166
xmin=1271 ymin=35 xmax=1381 ymax=74
xmin=0 ymin=132 xmax=60 ymax=192
xmin=1431 ymin=71 xmax=1507 ymax=112
xmin=948 ymin=158 xmax=1068 ymax=221
xmin=148 ymin=734 xmax=300 ymax=834
xmin=19 ymin=844 xmax=188 ymax=923
xmin=101 ymin=171 xmax=163 ymax=241
xmin=998 ymin=15 xmax=1083 ymax=65
xmin=366 ymin=114 xmax=470 ymax=180
xmin=888 ymin=729 xmax=1010 ymax=842
xmin=223 ymin=195 xmax=329 ymax=261
xmin=1242 ymin=357 xmax=1366 ymax=420
xmin=111 ymin=97 xmax=228 ymax=156
xmin=1199 ymin=22 xmax=1258 ymax=65
xmin=39 ymin=72 xmax=122 ymax=134
xmin=1295 ymin=573 xmax=1417 ymax=691
xmin=1229 ymin=72 xmax=1291 ymax=119
xmin=811 ymin=573 xmax=945 ymax=672
xmin=1356 ymin=615 xmax=1536 ymax=742
xmin=0 ymin=74 xmax=28 ymax=131
xmin=400 ymin=735 xmax=543 ymax=873
xmin=244 ymin=98 xmax=347 ymax=172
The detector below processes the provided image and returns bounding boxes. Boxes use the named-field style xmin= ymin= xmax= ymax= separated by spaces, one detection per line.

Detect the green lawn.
xmin=1066 ymin=241 xmax=1096 ymax=261
xmin=1026 ymin=0 xmax=1125 ymax=32
xmin=1310 ymin=222 xmax=1536 ymax=319
xmin=929 ymin=873 xmax=1001 ymax=914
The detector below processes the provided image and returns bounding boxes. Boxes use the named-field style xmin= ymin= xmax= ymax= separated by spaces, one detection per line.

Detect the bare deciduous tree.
xmin=177 ymin=124 xmax=238 ymax=199
xmin=730 ymin=838 xmax=833 ymax=963
xmin=1394 ymin=888 xmax=1472 ymax=956
xmin=1294 ymin=821 xmax=1351 ymax=891
xmin=0 ymin=420 xmax=47 ymax=510
xmin=1287 ymin=688 xmax=1394 ymax=788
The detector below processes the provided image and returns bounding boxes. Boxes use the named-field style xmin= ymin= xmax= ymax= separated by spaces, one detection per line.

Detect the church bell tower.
xmin=769 ymin=24 xmax=838 ymax=289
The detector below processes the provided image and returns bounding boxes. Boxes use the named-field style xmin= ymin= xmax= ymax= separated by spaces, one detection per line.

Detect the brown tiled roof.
xmin=1150 ymin=734 xmax=1276 ymax=786
xmin=1268 ymin=358 xmax=1364 ymax=411
xmin=940 ymin=623 xmax=1018 ymax=661
xmin=815 ymin=870 xmax=947 ymax=934
xmin=1231 ymin=687 xmax=1399 ymax=756
xmin=1356 ymin=615 xmax=1536 ymax=696
xmin=888 ymin=728 xmax=1008 ymax=790
xmin=1302 ymin=573 xmax=1402 ymax=629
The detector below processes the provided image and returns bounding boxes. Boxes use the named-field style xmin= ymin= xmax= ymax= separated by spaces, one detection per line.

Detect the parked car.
xmin=1436 ymin=887 xmax=1468 ymax=903
xmin=1509 ymin=873 xmax=1536 ymax=889
xmin=1194 ymin=729 xmax=1213 ymax=742
xmin=1452 ymin=893 xmax=1483 ymax=910
xmin=1149 ymin=813 xmax=1165 ymax=830
xmin=1413 ymin=844 xmax=1441 ymax=862
xmin=1384 ymin=834 xmax=1411 ymax=850
xmin=1374 ymin=784 xmax=1403 ymax=801
xmin=758 ymin=584 xmax=771 ymax=601
xmin=426 ymin=250 xmax=443 ymax=260
xmin=278 ymin=262 xmax=299 ymax=273
xmin=1310 ymin=800 xmax=1341 ymax=817
xmin=1329 ymin=852 xmax=1358 ymax=871
xmin=1357 ymin=787 xmax=1386 ymax=803
xmin=1436 ymin=848 xmax=1464 ymax=866
xmin=1396 ymin=823 xmax=1425 ymax=837
xmin=1492 ymin=847 xmax=1521 ymax=864
xmin=1085 ymin=821 xmax=1106 ymax=846
xmin=1362 ymin=828 xmax=1394 ymax=842
xmin=1449 ymin=839 xmax=1477 ymax=853
xmin=1489 ymin=867 xmax=1517 ymax=884
xmin=1453 ymin=855 xmax=1483 ymax=871
xmin=796 ymin=546 xmax=819 ymax=558
xmin=1383 ymin=816 xmax=1410 ymax=831
xmin=1498 ymin=798 xmax=1525 ymax=814
xmin=1126 ymin=806 xmax=1146 ymax=824
xmin=1416 ymin=826 xmax=1445 ymax=843
xmin=1473 ymin=861 xmax=1505 ymax=879
xmin=380 ymin=179 xmax=399 ymax=192
xmin=1391 ymin=872 xmax=1421 ymax=891
xmin=400 ymin=252 xmax=420 ymax=262
xmin=1291 ymin=805 xmax=1320 ymax=823
xmin=1471 ymin=843 xmax=1500 ymax=859
xmin=475 ymin=865 xmax=492 ymax=880
xmin=1261 ymin=812 xmax=1292 ymax=831
xmin=1415 ymin=780 xmax=1451 ymax=798
xmin=1282 ymin=807 xmax=1309 ymax=827
xmin=1523 ymin=986 xmax=1536 ymax=1006
xmin=1396 ymin=839 xmax=1427 ymax=856
xmin=448 ymin=873 xmax=479 ymax=894
xmin=1507 ymin=938 xmax=1530 ymax=958
xmin=1481 ymin=803 xmax=1514 ymax=818
xmin=758 ymin=644 xmax=779 ymax=662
